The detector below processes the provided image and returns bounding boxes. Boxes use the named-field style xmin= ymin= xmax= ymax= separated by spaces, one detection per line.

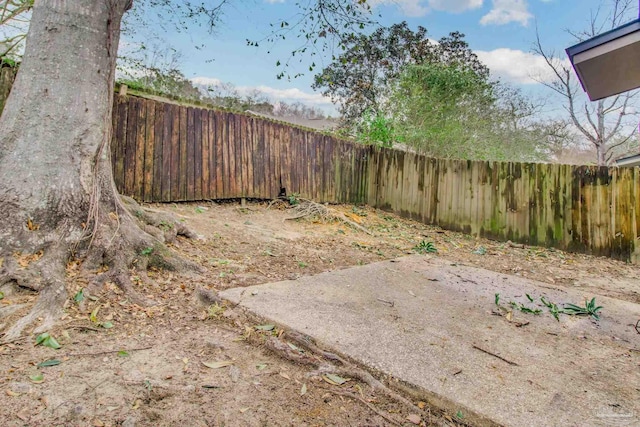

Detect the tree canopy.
xmin=312 ymin=22 xmax=488 ymax=123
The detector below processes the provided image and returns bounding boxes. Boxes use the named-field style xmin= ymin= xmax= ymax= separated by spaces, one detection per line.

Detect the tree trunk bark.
xmin=0 ymin=0 xmax=128 ymax=245
xmin=0 ymin=0 xmax=195 ymax=340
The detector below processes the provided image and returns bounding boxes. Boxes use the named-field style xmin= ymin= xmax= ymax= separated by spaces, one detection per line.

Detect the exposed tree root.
xmin=325 ymin=389 xmax=404 ymax=427
xmin=0 ymin=195 xmax=202 ymax=342
xmin=264 ymin=331 xmax=423 ymax=416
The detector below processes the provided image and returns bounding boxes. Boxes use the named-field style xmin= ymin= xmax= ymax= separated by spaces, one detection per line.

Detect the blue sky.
xmin=122 ymin=0 xmax=638 ymax=112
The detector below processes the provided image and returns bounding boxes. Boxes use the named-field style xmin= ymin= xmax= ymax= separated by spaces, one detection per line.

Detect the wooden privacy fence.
xmin=367 ymin=150 xmax=640 ymax=261
xmin=111 ymin=93 xmax=640 ymax=261
xmin=110 ymin=95 xmax=369 ymax=205
xmin=0 ymin=64 xmax=18 ymax=115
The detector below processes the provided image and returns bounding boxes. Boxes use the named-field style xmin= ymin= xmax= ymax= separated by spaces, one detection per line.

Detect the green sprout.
xmin=563 ymin=297 xmax=603 ymax=320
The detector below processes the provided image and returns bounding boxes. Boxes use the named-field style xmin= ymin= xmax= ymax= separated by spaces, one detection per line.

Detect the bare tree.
xmin=533 ymin=0 xmax=638 ymax=165
xmin=0 ymin=0 xmax=33 ymax=58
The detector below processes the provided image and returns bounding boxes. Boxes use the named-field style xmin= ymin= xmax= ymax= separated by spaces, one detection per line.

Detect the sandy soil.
xmin=1 ymin=199 xmax=638 ymax=427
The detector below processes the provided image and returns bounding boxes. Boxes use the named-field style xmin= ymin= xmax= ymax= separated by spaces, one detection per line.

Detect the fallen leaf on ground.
xmin=16 ymin=411 xmax=30 ymax=422
xmin=279 ymin=372 xmax=291 ymax=380
xmin=322 ymin=373 xmax=349 ymax=385
xmin=406 ymin=414 xmax=421 ymax=425
xmin=35 ymin=333 xmax=61 ymax=349
xmin=287 ymin=342 xmax=302 ymax=352
xmin=202 ymin=360 xmax=234 ymax=369
xmin=29 ymin=373 xmax=44 ymax=383
xmin=37 ymin=359 xmax=61 ymax=368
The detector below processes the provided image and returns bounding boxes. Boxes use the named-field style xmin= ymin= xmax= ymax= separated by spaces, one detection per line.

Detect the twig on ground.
xmin=635 ymin=319 xmax=639 ymax=335
xmin=52 ymin=378 xmax=111 ymax=414
xmin=326 ymin=389 xmax=404 ymax=427
xmin=66 ymin=325 xmax=101 ymax=333
xmin=285 ymin=200 xmax=373 ymax=235
xmin=376 ymin=298 xmax=394 ymax=307
xmin=472 ymin=344 xmax=519 ymax=366
xmin=66 ymin=345 xmax=153 ymax=357
xmin=266 ymin=199 xmax=284 ymax=210
xmin=506 ymin=240 xmax=525 ymax=249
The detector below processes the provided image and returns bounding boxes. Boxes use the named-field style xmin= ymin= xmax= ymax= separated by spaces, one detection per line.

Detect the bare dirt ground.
xmin=1 ymin=199 xmax=639 ymax=427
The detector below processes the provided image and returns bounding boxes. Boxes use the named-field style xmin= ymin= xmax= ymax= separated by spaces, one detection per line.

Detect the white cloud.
xmin=252 ymin=85 xmax=332 ymax=105
xmin=264 ymin=0 xmax=285 ymax=3
xmin=190 ymin=76 xmax=333 ymax=105
xmin=369 ymin=0 xmax=483 ymax=17
xmin=429 ymin=0 xmax=483 ymax=13
xmin=191 ymin=76 xmax=223 ymax=87
xmin=480 ymin=0 xmax=532 ymax=26
xmin=475 ymin=48 xmax=571 ymax=84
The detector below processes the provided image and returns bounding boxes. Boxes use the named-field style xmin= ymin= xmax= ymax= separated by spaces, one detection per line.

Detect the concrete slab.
xmin=220 ymin=256 xmax=640 ymax=427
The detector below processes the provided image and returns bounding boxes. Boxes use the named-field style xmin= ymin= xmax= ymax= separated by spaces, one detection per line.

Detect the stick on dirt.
xmin=66 ymin=345 xmax=153 ymax=357
xmin=472 ymin=345 xmax=519 ymax=366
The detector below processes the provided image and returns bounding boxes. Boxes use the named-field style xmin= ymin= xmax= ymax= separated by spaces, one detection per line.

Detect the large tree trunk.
xmin=0 ymin=0 xmax=195 ymax=340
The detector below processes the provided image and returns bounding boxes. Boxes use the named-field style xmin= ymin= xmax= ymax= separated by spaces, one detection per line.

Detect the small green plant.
xmin=563 ymin=297 xmax=603 ymax=320
xmin=288 ymin=193 xmax=301 ymax=206
xmin=351 ymin=206 xmax=367 ymax=217
xmin=195 ymin=206 xmax=206 ymax=214
xmin=495 ymin=293 xmax=542 ymax=316
xmin=509 ymin=301 xmax=542 ymax=315
xmin=158 ymin=220 xmax=173 ymax=231
xmin=472 ymin=246 xmax=487 ymax=255
xmin=140 ymin=247 xmax=154 ymax=256
xmin=0 ymin=56 xmax=17 ymax=68
xmin=540 ymin=297 xmax=562 ymax=321
xmin=413 ymin=240 xmax=437 ymax=254
xmin=297 ymin=261 xmax=308 ymax=268
xmin=208 ymin=303 xmax=226 ymax=319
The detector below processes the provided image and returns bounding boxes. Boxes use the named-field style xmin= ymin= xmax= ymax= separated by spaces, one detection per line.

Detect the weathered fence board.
xmin=102 ymin=93 xmax=639 ymax=262
xmin=0 ymin=65 xmax=17 ymax=115
xmin=111 ymin=95 xmax=367 ymax=204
